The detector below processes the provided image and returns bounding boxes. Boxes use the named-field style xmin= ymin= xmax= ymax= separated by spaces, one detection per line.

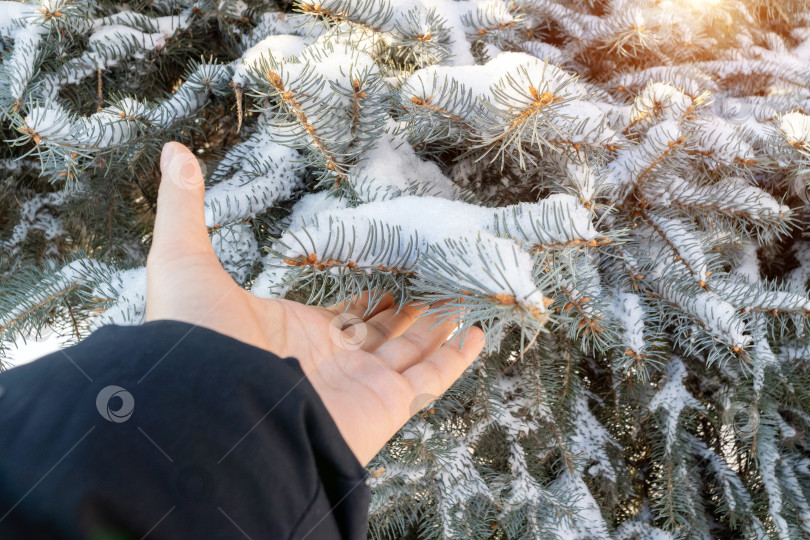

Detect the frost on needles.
xmin=2 ymin=0 xmax=810 ymax=538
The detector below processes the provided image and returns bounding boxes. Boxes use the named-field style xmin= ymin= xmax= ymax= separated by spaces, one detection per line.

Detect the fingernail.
xmin=160 ymin=142 xmax=177 ymax=173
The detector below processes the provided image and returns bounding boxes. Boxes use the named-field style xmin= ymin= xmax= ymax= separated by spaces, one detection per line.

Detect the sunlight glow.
xmin=686 ymin=0 xmax=723 ymax=8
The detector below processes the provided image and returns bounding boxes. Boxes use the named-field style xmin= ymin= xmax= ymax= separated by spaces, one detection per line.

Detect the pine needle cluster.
xmin=2 ymin=0 xmax=810 ymax=537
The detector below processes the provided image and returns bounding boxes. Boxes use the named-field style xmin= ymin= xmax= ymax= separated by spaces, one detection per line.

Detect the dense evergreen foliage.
xmin=2 ymin=0 xmax=810 ymax=537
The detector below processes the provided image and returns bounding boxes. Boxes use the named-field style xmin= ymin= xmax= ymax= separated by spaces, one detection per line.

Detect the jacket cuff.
xmin=0 ymin=319 xmax=371 ymax=540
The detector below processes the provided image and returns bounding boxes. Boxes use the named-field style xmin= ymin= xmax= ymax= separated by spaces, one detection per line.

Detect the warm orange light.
xmin=687 ymin=0 xmax=722 ymax=7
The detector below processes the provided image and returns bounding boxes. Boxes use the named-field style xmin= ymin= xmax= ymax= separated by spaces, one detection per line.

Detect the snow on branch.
xmin=400 ymin=419 xmax=493 ymax=537
xmin=390 ymin=6 xmax=454 ymax=67
xmin=548 ymin=470 xmax=611 ymax=539
xmin=477 ymin=56 xmax=595 ymax=167
xmin=778 ymin=111 xmax=810 ymax=163
xmin=348 ymin=127 xmax=469 ymax=203
xmin=211 ymin=223 xmax=259 ymax=284
xmin=1 ymin=25 xmax=43 ymax=106
xmin=239 ymin=39 xmax=388 ymax=189
xmin=654 ymin=280 xmax=752 ymax=359
xmin=205 ymin=126 xmax=305 ymax=228
xmin=491 ymin=194 xmax=608 ymax=250
xmin=296 ymin=0 xmax=516 ymax=66
xmin=544 ymin=252 xmax=613 ymax=349
xmin=90 ymin=267 xmax=147 ymax=329
xmin=637 ymin=213 xmax=712 ymax=286
xmin=757 ymin=421 xmax=792 ymax=539
xmin=643 ymin=176 xmax=792 ymax=241
xmin=0 ymin=257 xmax=115 ymax=353
xmin=414 ymin=233 xmax=551 ymax=342
xmin=620 ymin=82 xmax=695 ymax=134
xmin=612 ymin=291 xmax=646 ymax=356
xmin=608 ymin=66 xmax=719 ymax=98
xmin=712 ymin=275 xmax=810 ymax=320
xmin=610 ymin=291 xmax=665 ymax=377
xmin=38 ymin=7 xmax=203 ymax=99
xmin=264 ymin=195 xmax=585 ymax=341
xmin=568 ymin=393 xmax=619 ymax=481
xmin=18 ymin=63 xmax=231 ymax=182
xmin=0 ymin=1 xmax=97 ymax=105
xmin=603 ymin=120 xmax=683 ymax=199
xmin=649 ymin=357 xmax=704 ymax=454
xmin=400 ymin=51 xmax=613 ymax=163
xmin=1 ymin=189 xmax=71 ymax=259
xmin=690 ymin=117 xmax=757 ymax=169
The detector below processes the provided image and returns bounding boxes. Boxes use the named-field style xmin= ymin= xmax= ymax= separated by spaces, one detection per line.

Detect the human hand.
xmin=145 ymin=142 xmax=486 ymax=466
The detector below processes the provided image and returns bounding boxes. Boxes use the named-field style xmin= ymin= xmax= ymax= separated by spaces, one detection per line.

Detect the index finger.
xmin=401 ymin=326 xmax=486 ymax=402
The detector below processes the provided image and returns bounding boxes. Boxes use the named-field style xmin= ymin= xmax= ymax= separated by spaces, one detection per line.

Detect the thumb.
xmin=150 ymin=142 xmax=213 ymax=260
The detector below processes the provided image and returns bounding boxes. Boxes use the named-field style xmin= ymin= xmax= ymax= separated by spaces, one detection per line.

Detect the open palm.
xmin=146 ymin=142 xmax=486 ymax=466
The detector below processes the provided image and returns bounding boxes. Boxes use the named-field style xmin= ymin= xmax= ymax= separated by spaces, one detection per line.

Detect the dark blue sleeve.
xmin=0 ymin=320 xmax=370 ymax=540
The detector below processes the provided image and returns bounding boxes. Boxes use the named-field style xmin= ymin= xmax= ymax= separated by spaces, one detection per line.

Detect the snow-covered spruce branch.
xmin=14 ymin=63 xmax=231 ymax=182
xmin=4 ymin=0 xmax=810 ymax=537
xmin=642 ymin=175 xmax=793 ymax=241
xmin=265 ymin=198 xmax=553 ymax=341
xmin=0 ymin=257 xmax=116 ymax=357
xmin=237 ymin=41 xmax=387 ymax=190
xmin=1 ymin=188 xmax=73 ymax=265
xmin=204 ymin=122 xmax=306 ymax=228
xmin=37 ymin=6 xmax=207 ymax=100
xmin=0 ymin=0 xmax=217 ymax=109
